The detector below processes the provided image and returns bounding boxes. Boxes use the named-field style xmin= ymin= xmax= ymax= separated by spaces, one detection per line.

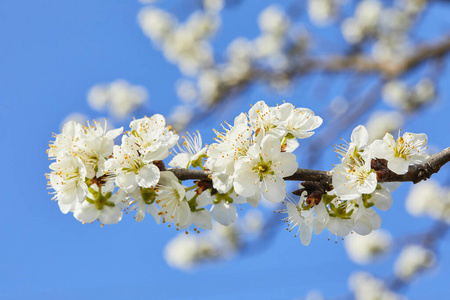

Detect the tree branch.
xmin=292 ymin=34 xmax=450 ymax=79
xmin=168 ymin=147 xmax=450 ymax=186
xmin=382 ymin=147 xmax=450 ymax=184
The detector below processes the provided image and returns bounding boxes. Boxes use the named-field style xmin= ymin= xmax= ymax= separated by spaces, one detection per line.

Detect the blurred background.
xmin=1 ymin=0 xmax=450 ymax=299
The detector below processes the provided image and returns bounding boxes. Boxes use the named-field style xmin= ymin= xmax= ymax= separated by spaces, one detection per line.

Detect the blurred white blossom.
xmin=406 ymin=180 xmax=450 ymax=222
xmin=394 ymin=244 xmax=436 ymax=280
xmin=383 ymin=79 xmax=435 ymax=111
xmin=308 ymin=0 xmax=339 ymax=25
xmin=349 ymin=272 xmax=405 ymax=300
xmin=258 ymin=5 xmax=289 ymax=36
xmin=88 ymin=80 xmax=148 ymax=119
xmin=345 ymin=230 xmax=392 ymax=264
xmin=164 ymin=234 xmax=219 ymax=270
xmin=365 ymin=111 xmax=404 ymax=141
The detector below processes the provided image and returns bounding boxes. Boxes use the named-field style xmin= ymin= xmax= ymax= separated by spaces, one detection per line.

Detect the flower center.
xmin=252 ymin=156 xmax=274 ymax=181
xmin=393 ymin=137 xmax=410 ymax=159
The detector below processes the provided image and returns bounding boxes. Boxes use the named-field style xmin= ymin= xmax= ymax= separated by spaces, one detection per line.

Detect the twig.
xmin=167 ymin=147 xmax=450 ymax=185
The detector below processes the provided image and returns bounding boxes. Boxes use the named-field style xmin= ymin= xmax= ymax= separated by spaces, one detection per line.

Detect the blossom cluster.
xmin=164 ymin=210 xmax=263 ymax=270
xmin=339 ymin=0 xmax=426 ymax=63
xmin=47 ymin=101 xmax=431 ymax=249
xmin=383 ymin=79 xmax=436 ymax=112
xmin=406 ymin=179 xmax=450 ymax=223
xmin=349 ymin=272 xmax=405 ymax=300
xmin=88 ymin=80 xmax=148 ymax=120
xmin=282 ymin=125 xmax=429 ymax=245
xmin=46 ymin=101 xmax=322 ymax=229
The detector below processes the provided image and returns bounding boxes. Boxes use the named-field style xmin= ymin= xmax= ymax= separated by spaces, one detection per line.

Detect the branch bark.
xmin=168 ymin=147 xmax=450 ymax=185
xmin=382 ymin=147 xmax=450 ymax=184
xmin=293 ymin=34 xmax=450 ymax=79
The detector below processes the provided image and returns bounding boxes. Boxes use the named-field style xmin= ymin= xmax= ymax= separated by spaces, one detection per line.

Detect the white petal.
xmin=351 ymin=125 xmax=369 ymax=149
xmin=388 ymin=158 xmax=410 ymax=174
xmin=272 ymin=152 xmax=298 ymax=177
xmin=136 ymin=164 xmax=160 ymax=188
xmin=147 ymin=203 xmax=161 ymax=224
xmin=382 ymin=182 xmax=401 ymax=192
xmin=158 ymin=171 xmax=179 ymax=186
xmin=116 ymin=173 xmax=138 ymax=193
xmin=192 ymin=210 xmax=213 ymax=230
xmin=169 ymin=153 xmax=191 ymax=169
xmin=353 ymin=215 xmax=373 ymax=235
xmin=246 ymin=194 xmax=261 ymax=208
xmin=135 ymin=200 xmax=146 ymax=223
xmin=232 ymin=192 xmax=247 ymax=204
xmin=211 ymin=172 xmax=233 ymax=194
xmin=212 ymin=202 xmax=237 ymax=226
xmin=358 ymin=172 xmax=377 ymax=194
xmin=234 ymin=170 xmax=259 ymax=197
xmin=300 ymin=223 xmax=313 ymax=246
xmin=262 ymin=177 xmax=286 ymax=202
xmin=99 ymin=207 xmax=123 ymax=225
xmin=74 ymin=203 xmax=100 ymax=223
xmin=372 ymin=188 xmax=393 ymax=211
xmin=283 ymin=138 xmax=299 ymax=152
xmin=105 ymin=127 xmax=124 ymax=140
xmin=178 ymin=201 xmax=191 ymax=227
xmin=143 ymin=147 xmax=169 ymax=162
xmin=327 ymin=218 xmax=352 ymax=237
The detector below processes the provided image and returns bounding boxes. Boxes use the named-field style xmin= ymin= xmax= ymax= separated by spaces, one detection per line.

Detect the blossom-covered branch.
xmin=169 ymin=167 xmax=332 ymax=182
xmin=380 ymin=147 xmax=450 ymax=183
xmin=46 ymin=100 xmax=449 ymax=248
xmin=170 ymin=147 xmax=450 ymax=184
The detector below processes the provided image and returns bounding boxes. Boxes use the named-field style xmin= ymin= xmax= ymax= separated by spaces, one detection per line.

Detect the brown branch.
xmin=296 ymin=34 xmax=450 ymax=79
xmin=382 ymin=147 xmax=450 ymax=184
xmin=168 ymin=147 xmax=450 ymax=185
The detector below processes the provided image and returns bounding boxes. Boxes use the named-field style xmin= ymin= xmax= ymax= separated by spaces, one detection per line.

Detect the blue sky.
xmin=1 ymin=1 xmax=450 ymax=299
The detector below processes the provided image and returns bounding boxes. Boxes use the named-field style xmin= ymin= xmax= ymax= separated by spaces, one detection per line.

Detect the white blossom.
xmin=349 ymin=272 xmax=405 ymax=300
xmin=72 ymin=120 xmax=123 ymax=179
xmin=281 ymin=193 xmax=314 ymax=245
xmin=383 ymin=80 xmax=409 ymax=109
xmin=355 ymin=0 xmax=382 ymax=30
xmin=308 ymin=0 xmax=338 ymax=25
xmin=205 ymin=114 xmax=252 ymax=193
xmin=169 ymin=131 xmax=207 ymax=169
xmin=88 ymin=80 xmax=148 ymax=119
xmin=128 ymin=114 xmax=179 ymax=162
xmin=49 ymin=153 xmax=88 ymax=206
xmin=203 ymin=0 xmax=224 ymax=13
xmin=233 ymin=135 xmax=298 ymax=203
xmin=280 ymin=103 xmax=323 ymax=140
xmin=74 ymin=184 xmax=127 ymax=225
xmin=156 ymin=171 xmax=190 ymax=228
xmin=332 ymin=151 xmax=377 ymax=200
xmin=105 ymin=136 xmax=161 ymax=194
xmin=179 ymin=191 xmax=213 ymax=230
xmin=371 ymin=131 xmax=429 ymax=174
xmin=345 ymin=229 xmax=392 ymax=264
xmin=394 ymin=244 xmax=435 ymax=280
xmin=258 ymin=5 xmax=289 ymax=36
xmin=128 ymin=188 xmax=160 ymax=223
xmin=248 ymin=101 xmax=288 ymax=138
xmin=197 ymin=189 xmax=248 ymax=226
xmin=138 ymin=7 xmax=176 ymax=42
xmin=47 ymin=121 xmax=85 ymax=159
xmin=164 ymin=234 xmax=218 ymax=270
xmin=406 ymin=180 xmax=450 ymax=222
xmin=365 ymin=111 xmax=404 ymax=141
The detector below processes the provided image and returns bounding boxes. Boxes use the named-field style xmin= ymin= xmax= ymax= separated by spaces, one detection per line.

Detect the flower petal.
xmin=212 ymin=202 xmax=237 ymax=226
xmin=136 ymin=164 xmax=160 ymax=188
